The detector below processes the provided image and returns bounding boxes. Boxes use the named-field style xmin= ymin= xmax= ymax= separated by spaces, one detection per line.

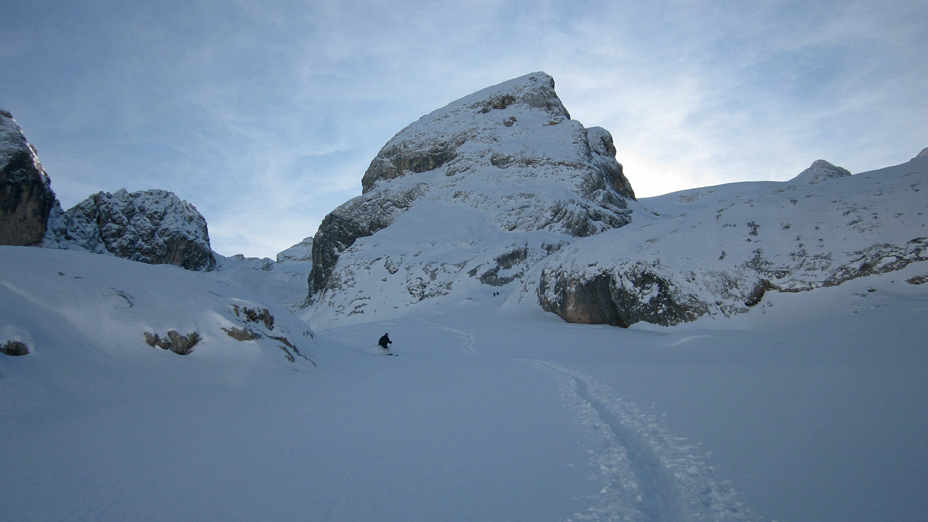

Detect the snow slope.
xmin=2 ymin=239 xmax=927 ymax=521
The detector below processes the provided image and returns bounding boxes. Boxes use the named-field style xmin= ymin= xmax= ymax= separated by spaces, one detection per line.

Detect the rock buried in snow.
xmin=1 ymin=340 xmax=30 ymax=356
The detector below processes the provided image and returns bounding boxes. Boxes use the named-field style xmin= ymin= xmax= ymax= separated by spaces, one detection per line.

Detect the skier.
xmin=378 ymin=333 xmax=392 ymax=352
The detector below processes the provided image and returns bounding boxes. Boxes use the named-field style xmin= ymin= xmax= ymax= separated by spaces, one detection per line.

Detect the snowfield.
xmin=2 ymin=241 xmax=927 ymax=521
xmin=4 ymin=69 xmax=927 ymax=521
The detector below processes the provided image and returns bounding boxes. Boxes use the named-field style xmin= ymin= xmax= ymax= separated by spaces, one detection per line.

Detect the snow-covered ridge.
xmin=537 ymin=153 xmax=928 ymax=326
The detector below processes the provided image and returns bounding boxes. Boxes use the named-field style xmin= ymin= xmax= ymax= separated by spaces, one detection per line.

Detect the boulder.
xmin=0 ymin=110 xmax=56 ymax=246
xmin=46 ymin=189 xmax=217 ymax=271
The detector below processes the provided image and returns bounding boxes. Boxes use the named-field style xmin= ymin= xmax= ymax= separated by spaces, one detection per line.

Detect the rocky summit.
xmin=305 ymin=72 xmax=639 ymax=318
xmin=0 ymin=110 xmax=56 ymax=246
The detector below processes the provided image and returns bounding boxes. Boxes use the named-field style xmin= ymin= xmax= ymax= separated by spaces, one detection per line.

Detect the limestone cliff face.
xmin=0 ymin=110 xmax=56 ymax=246
xmin=307 ymin=72 xmax=637 ymax=308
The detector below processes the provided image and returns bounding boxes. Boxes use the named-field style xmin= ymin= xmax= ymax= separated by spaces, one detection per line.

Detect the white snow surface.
xmin=3 ymin=237 xmax=928 ymax=520
xmin=3 ymin=151 xmax=928 ymax=520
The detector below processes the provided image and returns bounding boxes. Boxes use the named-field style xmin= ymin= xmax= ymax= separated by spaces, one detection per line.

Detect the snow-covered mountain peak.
xmin=361 ymin=72 xmax=564 ymax=193
xmin=788 ymin=159 xmax=852 ymax=185
xmin=306 ymin=72 xmax=638 ymax=320
xmin=361 ymin=71 xmax=632 ymax=199
xmin=276 ymin=236 xmax=313 ymax=263
xmin=914 ymin=146 xmax=928 ymax=159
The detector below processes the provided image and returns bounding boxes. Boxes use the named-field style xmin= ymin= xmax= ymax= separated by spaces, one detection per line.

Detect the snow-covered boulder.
xmin=45 ymin=189 xmax=217 ymax=271
xmin=537 ymin=154 xmax=928 ymax=327
xmin=306 ymin=72 xmax=637 ymax=316
xmin=0 ymin=110 xmax=56 ymax=246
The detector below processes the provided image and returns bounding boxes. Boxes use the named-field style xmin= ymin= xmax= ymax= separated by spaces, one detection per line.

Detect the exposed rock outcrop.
xmin=144 ymin=330 xmax=201 ymax=355
xmin=45 ymin=189 xmax=217 ymax=271
xmin=309 ymin=182 xmax=428 ymax=296
xmin=0 ymin=110 xmax=56 ymax=246
xmin=538 ymin=264 xmax=710 ymax=327
xmin=306 ymin=72 xmax=637 ymax=311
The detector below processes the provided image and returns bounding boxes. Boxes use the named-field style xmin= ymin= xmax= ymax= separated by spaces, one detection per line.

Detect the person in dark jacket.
xmin=378 ymin=333 xmax=392 ymax=351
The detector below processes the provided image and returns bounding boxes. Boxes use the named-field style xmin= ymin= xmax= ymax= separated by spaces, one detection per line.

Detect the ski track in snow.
xmin=417 ymin=317 xmax=485 ymax=357
xmin=425 ymin=315 xmax=756 ymax=521
xmin=530 ymin=361 xmax=754 ymax=522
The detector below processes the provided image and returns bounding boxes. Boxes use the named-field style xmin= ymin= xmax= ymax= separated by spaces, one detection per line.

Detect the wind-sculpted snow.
xmin=538 ymin=154 xmax=928 ymax=326
xmin=306 ymin=72 xmax=636 ymax=320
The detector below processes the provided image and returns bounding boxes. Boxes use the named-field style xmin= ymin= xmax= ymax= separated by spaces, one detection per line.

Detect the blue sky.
xmin=2 ymin=0 xmax=925 ymax=258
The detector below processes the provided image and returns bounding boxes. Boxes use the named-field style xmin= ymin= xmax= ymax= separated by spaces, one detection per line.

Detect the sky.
xmin=2 ymin=0 xmax=926 ymax=259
